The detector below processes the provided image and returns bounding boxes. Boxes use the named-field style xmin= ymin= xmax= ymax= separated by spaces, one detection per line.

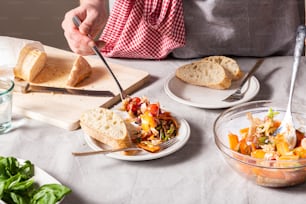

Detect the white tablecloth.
xmin=1 ymin=44 xmax=306 ymax=203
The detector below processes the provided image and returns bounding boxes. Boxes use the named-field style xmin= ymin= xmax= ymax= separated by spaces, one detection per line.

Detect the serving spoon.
xmin=275 ymin=25 xmax=306 ymax=150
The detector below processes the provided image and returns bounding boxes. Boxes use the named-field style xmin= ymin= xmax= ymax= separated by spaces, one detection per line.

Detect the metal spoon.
xmin=275 ymin=25 xmax=306 ymax=150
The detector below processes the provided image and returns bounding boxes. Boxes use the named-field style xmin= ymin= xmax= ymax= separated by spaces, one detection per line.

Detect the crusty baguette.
xmin=13 ymin=43 xmax=47 ymax=82
xmin=66 ymin=55 xmax=92 ymax=87
xmin=80 ymin=108 xmax=135 ymax=155
xmin=14 ymin=44 xmax=92 ymax=87
xmin=202 ymin=56 xmax=243 ymax=80
xmin=175 ymin=60 xmax=232 ymax=89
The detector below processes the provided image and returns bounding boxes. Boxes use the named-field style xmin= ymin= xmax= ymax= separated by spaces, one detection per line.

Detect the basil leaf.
xmin=9 ymin=192 xmax=29 ymax=204
xmin=31 ymin=184 xmax=71 ymax=204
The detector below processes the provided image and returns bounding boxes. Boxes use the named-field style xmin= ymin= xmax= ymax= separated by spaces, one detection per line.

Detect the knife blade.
xmin=14 ymin=80 xmax=114 ymax=97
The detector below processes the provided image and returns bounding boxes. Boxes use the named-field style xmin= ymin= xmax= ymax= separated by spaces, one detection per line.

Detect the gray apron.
xmin=172 ymin=0 xmax=305 ymax=59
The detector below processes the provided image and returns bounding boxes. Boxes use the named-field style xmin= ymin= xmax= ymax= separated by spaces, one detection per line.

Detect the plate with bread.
xmin=165 ymin=56 xmax=260 ymax=109
xmin=80 ymin=97 xmax=190 ymax=161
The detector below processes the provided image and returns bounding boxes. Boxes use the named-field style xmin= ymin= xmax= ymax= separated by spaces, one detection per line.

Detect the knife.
xmin=14 ymin=79 xmax=115 ymax=97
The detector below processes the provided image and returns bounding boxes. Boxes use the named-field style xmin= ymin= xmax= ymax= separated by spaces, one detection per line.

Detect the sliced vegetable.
xmin=251 ymin=149 xmax=266 ymax=159
xmin=148 ymin=103 xmax=160 ymax=117
xmin=266 ymin=108 xmax=279 ymax=119
xmin=137 ymin=142 xmax=161 ymax=153
xmin=228 ymin=133 xmax=239 ymax=150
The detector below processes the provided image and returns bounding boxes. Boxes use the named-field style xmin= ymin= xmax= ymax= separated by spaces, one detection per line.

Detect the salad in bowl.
xmin=214 ymin=100 xmax=306 ymax=187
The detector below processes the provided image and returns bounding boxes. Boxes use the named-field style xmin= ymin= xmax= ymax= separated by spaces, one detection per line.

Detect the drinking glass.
xmin=0 ymin=78 xmax=14 ymax=134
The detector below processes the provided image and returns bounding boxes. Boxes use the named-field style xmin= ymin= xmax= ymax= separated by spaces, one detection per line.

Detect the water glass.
xmin=0 ymin=78 xmax=14 ymax=134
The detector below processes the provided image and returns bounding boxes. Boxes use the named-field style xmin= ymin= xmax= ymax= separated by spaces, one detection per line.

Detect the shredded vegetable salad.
xmin=228 ymin=108 xmax=306 ymax=161
xmin=121 ymin=96 xmax=179 ymax=152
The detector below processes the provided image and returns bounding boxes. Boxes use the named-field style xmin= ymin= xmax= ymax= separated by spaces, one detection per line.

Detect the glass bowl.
xmin=214 ymin=100 xmax=306 ymax=187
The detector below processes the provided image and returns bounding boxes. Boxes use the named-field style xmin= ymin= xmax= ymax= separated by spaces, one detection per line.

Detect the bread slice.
xmin=202 ymin=56 xmax=243 ymax=80
xmin=175 ymin=60 xmax=232 ymax=89
xmin=13 ymin=43 xmax=47 ymax=82
xmin=80 ymin=108 xmax=134 ymax=155
xmin=66 ymin=55 xmax=92 ymax=87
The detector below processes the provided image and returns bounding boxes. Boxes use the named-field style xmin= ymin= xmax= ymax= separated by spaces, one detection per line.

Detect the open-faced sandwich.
xmin=121 ymin=96 xmax=179 ymax=153
xmin=80 ymin=96 xmax=179 ymax=155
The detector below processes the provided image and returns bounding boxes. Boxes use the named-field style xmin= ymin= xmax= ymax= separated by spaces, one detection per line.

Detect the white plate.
xmin=84 ymin=113 xmax=190 ymax=161
xmin=164 ymin=73 xmax=260 ymax=109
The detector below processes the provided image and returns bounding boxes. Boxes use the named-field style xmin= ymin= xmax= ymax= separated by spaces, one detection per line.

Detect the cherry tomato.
xmin=148 ymin=103 xmax=160 ymax=117
xmin=126 ymin=97 xmax=141 ymax=113
xmin=131 ymin=97 xmax=141 ymax=105
xmin=126 ymin=103 xmax=136 ymax=113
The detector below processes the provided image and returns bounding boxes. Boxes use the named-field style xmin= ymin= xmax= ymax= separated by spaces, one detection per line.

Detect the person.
xmin=62 ymin=0 xmax=305 ymax=60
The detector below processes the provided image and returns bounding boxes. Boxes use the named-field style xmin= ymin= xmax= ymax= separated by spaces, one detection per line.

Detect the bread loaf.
xmin=175 ymin=60 xmax=232 ymax=89
xmin=80 ymin=108 xmax=134 ymax=155
xmin=13 ymin=43 xmax=47 ymax=82
xmin=14 ymin=43 xmax=92 ymax=87
xmin=202 ymin=56 xmax=243 ymax=80
xmin=66 ymin=55 xmax=92 ymax=86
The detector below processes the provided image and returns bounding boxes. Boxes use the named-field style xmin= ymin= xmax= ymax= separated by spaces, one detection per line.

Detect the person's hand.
xmin=61 ymin=0 xmax=108 ymax=55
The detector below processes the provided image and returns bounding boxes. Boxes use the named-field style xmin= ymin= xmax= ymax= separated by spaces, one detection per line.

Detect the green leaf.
xmin=0 ymin=156 xmax=71 ymax=204
xmin=267 ymin=108 xmax=279 ymax=119
xmin=0 ymin=157 xmax=20 ymax=180
xmin=11 ymin=178 xmax=34 ymax=191
xmin=31 ymin=184 xmax=71 ymax=204
xmin=10 ymin=192 xmax=29 ymax=204
xmin=6 ymin=174 xmax=22 ymax=190
xmin=0 ymin=181 xmax=4 ymax=198
xmin=19 ymin=161 xmax=34 ymax=180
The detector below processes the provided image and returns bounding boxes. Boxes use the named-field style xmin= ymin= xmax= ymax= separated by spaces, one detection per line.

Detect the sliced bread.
xmin=202 ymin=56 xmax=243 ymax=80
xmin=14 ymin=43 xmax=92 ymax=87
xmin=66 ymin=55 xmax=92 ymax=87
xmin=175 ymin=60 xmax=232 ymax=89
xmin=80 ymin=108 xmax=134 ymax=155
xmin=13 ymin=43 xmax=47 ymax=82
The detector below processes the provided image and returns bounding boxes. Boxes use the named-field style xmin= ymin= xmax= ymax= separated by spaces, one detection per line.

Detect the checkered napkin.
xmin=100 ymin=0 xmax=185 ymax=59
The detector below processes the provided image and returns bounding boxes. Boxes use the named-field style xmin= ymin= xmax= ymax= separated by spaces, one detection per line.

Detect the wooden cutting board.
xmin=13 ymin=46 xmax=150 ymax=130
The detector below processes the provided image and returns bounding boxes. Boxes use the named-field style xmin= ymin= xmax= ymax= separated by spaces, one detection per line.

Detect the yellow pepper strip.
xmin=279 ymin=155 xmax=299 ymax=160
xmin=276 ymin=141 xmax=290 ymax=156
xmin=140 ymin=111 xmax=156 ymax=132
xmin=137 ymin=142 xmax=161 ymax=153
xmin=251 ymin=149 xmax=266 ymax=159
xmin=228 ymin=133 xmax=239 ymax=151
xmin=238 ymin=138 xmax=252 ymax=155
xmin=293 ymin=146 xmax=306 ymax=159
xmin=239 ymin=127 xmax=249 ymax=138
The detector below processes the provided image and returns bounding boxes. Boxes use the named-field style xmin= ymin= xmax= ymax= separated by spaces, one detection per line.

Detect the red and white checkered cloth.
xmin=100 ymin=0 xmax=185 ymax=59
